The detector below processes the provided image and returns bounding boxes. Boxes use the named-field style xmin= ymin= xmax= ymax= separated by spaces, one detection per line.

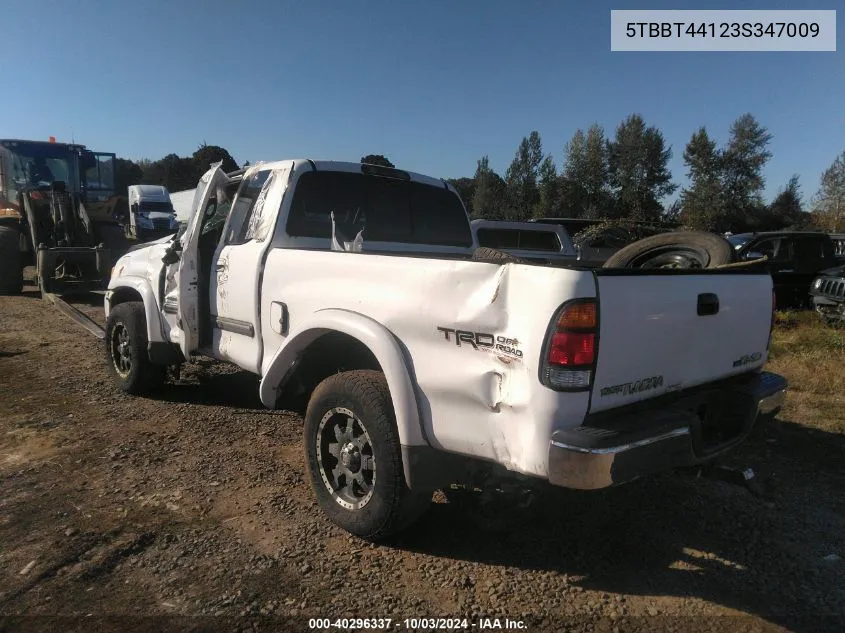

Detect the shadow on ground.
xmin=146 ymin=363 xmax=267 ymax=410
xmin=140 ymin=360 xmax=845 ymax=632
xmin=388 ymin=416 xmax=845 ymax=633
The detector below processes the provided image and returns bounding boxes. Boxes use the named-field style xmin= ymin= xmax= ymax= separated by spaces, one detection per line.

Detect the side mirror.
xmin=161 ymin=249 xmax=179 ymax=265
xmin=161 ymin=240 xmax=182 ymax=265
xmin=743 ymin=251 xmax=766 ymax=261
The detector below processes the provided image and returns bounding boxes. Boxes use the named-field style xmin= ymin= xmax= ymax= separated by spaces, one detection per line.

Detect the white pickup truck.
xmin=104 ymin=160 xmax=787 ymax=540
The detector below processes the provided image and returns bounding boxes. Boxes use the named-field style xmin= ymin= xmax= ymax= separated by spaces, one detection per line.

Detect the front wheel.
xmin=304 ymin=370 xmax=431 ymax=541
xmin=104 ymin=301 xmax=166 ymax=394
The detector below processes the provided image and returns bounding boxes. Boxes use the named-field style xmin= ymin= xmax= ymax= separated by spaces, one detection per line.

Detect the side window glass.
xmin=244 ymin=171 xmax=277 ymax=242
xmin=225 ymin=170 xmax=274 ymax=245
xmin=201 ymin=183 xmax=238 ymax=236
xmin=754 ymin=237 xmax=793 ymax=262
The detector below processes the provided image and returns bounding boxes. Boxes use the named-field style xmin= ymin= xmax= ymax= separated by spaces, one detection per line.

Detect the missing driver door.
xmin=209 ymin=164 xmax=291 ymax=373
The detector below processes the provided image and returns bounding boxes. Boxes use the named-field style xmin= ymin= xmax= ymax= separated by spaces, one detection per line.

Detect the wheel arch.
xmin=105 ymin=276 xmax=166 ymax=344
xmin=260 ymin=309 xmax=427 ymax=451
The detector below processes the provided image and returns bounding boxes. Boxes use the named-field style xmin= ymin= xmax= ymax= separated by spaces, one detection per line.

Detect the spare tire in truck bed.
xmin=471 ymin=247 xmax=523 ymax=264
xmin=602 ymin=230 xmax=735 ymax=270
xmin=0 ymin=225 xmax=23 ymax=295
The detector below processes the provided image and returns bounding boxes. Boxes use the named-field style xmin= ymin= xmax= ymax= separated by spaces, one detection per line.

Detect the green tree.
xmin=535 ymin=155 xmax=559 ymax=218
xmin=812 ymin=150 xmax=845 ymax=231
xmin=767 ymin=175 xmax=804 ymax=229
xmin=560 ymin=124 xmax=610 ymax=218
xmin=679 ymin=127 xmax=724 ymax=230
xmin=446 ymin=177 xmax=476 ymax=215
xmin=141 ymin=153 xmax=196 ymax=191
xmin=470 ymin=156 xmax=506 ymax=219
xmin=582 ymin=124 xmax=610 ymax=217
xmin=504 ymin=131 xmax=543 ymax=220
xmin=360 ymin=154 xmax=395 ymax=168
xmin=720 ymin=113 xmax=772 ymax=231
xmin=607 ymin=114 xmax=677 ymax=221
xmin=193 ymin=144 xmax=239 ymax=174
xmin=114 ymin=158 xmax=143 ymax=196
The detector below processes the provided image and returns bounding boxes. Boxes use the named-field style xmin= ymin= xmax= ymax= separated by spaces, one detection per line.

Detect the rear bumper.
xmin=548 ymin=371 xmax=787 ymax=490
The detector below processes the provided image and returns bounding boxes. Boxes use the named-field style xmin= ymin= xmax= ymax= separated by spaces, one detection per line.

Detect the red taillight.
xmin=543 ymin=299 xmax=598 ymax=390
xmin=548 ymin=331 xmax=595 ymax=366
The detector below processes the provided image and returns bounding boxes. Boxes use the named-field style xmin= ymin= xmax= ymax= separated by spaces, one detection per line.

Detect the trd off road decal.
xmin=600 ymin=375 xmax=664 ymax=397
xmin=732 ymin=352 xmax=762 ymax=368
xmin=436 ymin=327 xmax=523 ymax=360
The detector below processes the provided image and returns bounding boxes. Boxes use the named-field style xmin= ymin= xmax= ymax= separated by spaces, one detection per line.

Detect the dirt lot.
xmin=1 ymin=276 xmax=844 ymax=633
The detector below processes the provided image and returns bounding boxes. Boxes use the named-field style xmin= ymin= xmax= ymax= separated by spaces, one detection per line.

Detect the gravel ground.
xmin=1 ymin=275 xmax=844 ymax=633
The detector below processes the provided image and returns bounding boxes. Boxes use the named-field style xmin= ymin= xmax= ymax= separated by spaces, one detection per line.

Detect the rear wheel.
xmin=603 ymin=231 xmax=735 ymax=269
xmin=0 ymin=225 xmax=23 ymax=295
xmin=304 ymin=370 xmax=431 ymax=541
xmin=104 ymin=301 xmax=166 ymax=394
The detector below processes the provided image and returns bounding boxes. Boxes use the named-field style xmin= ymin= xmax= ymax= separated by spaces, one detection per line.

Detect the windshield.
xmin=137 ymin=200 xmax=174 ymax=213
xmin=0 ymin=141 xmax=75 ymax=203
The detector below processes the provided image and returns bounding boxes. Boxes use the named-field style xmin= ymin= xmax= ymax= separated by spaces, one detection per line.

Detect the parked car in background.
xmin=733 ymin=231 xmax=839 ymax=309
xmin=531 ymin=217 xmax=674 ymax=266
xmin=810 ymin=263 xmax=845 ymax=325
xmin=829 ymin=233 xmax=845 ymax=258
xmin=471 ymin=220 xmax=577 ymax=264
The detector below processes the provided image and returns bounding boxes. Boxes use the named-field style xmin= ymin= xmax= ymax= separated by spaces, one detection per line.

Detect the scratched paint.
xmin=215 ymin=254 xmax=230 ymax=311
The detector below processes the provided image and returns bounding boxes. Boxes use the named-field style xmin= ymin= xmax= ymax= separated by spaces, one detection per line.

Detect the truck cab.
xmin=125 ymin=184 xmax=179 ymax=241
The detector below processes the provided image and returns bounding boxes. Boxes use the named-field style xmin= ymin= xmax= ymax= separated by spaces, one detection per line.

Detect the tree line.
xmin=114 ymin=144 xmax=241 ymax=197
xmin=443 ymin=113 xmax=845 ymax=233
xmin=114 ymin=126 xmax=845 ymax=234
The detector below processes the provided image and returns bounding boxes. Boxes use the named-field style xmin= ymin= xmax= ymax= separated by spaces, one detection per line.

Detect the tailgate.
xmin=590 ymin=271 xmax=772 ymax=413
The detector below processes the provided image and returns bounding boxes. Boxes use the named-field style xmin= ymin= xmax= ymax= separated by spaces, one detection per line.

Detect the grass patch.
xmin=767 ymin=310 xmax=845 ymax=434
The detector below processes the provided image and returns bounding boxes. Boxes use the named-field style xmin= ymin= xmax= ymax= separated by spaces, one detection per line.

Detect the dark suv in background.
xmin=730 ymin=231 xmax=840 ymax=309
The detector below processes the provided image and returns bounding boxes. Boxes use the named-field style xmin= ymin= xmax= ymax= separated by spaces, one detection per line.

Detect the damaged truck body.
xmin=103 ymin=159 xmax=788 ymax=540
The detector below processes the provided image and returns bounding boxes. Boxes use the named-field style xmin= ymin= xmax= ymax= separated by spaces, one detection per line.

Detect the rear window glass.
xmin=286 ymin=171 xmax=472 ymax=247
xmin=476 ymin=228 xmax=519 ymax=249
xmin=475 ymin=228 xmax=560 ymax=251
xmin=518 ymin=230 xmax=560 ymax=251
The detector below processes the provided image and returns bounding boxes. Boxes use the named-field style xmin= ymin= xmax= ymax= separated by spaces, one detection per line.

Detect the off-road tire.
xmin=304 ymin=370 xmax=431 ymax=541
xmin=472 ymin=247 xmax=522 ymax=264
xmin=603 ymin=231 xmax=735 ymax=269
xmin=0 ymin=225 xmax=24 ymax=295
xmin=104 ymin=301 xmax=166 ymax=394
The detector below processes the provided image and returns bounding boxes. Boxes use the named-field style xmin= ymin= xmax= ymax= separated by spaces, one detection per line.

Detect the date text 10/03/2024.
xmin=308 ymin=618 xmax=527 ymax=630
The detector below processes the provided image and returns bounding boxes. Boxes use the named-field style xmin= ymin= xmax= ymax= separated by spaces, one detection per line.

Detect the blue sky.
xmin=0 ymin=0 xmax=841 ymax=202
